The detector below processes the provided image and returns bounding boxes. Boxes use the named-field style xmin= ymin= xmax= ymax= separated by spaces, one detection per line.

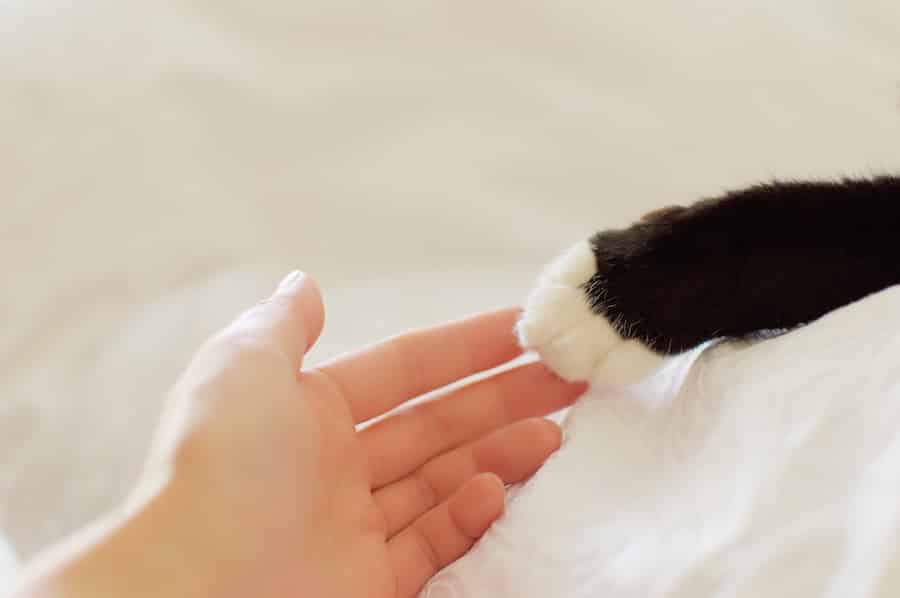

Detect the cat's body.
xmin=518 ymin=176 xmax=900 ymax=384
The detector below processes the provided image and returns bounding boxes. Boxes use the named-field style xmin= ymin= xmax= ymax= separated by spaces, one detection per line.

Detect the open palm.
xmin=157 ymin=273 xmax=585 ymax=598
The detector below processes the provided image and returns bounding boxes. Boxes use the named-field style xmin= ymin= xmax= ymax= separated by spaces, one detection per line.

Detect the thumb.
xmin=223 ymin=271 xmax=325 ymax=366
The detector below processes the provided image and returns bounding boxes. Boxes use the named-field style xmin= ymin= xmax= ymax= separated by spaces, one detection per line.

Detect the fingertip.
xmin=299 ymin=273 xmax=326 ymax=347
xmin=569 ymin=379 xmax=590 ymax=398
xmin=540 ymin=363 xmax=589 ymax=399
xmin=450 ymin=473 xmax=506 ymax=539
xmin=276 ymin=270 xmax=325 ymax=352
xmin=526 ymin=417 xmax=564 ymax=453
xmin=274 ymin=270 xmax=304 ymax=294
xmin=480 ymin=471 xmax=506 ymax=493
xmin=530 ymin=362 xmax=590 ymax=405
xmin=466 ymin=307 xmax=527 ymax=368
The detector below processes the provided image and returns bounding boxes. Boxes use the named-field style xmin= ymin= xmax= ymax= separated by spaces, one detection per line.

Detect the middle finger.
xmin=363 ymin=361 xmax=586 ymax=489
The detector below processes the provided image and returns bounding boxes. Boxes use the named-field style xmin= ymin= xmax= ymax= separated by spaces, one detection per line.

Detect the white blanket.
xmin=424 ymin=287 xmax=900 ymax=597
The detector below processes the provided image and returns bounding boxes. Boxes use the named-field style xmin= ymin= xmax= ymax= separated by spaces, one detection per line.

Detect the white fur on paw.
xmin=517 ymin=240 xmax=665 ymax=385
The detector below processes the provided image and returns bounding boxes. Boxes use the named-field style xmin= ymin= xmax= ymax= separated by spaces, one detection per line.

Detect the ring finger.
xmin=374 ymin=417 xmax=563 ymax=538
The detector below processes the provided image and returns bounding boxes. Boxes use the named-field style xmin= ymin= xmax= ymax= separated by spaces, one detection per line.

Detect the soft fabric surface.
xmin=3 ymin=0 xmax=900 ymax=589
xmin=424 ymin=287 xmax=900 ymax=597
xmin=0 ymin=532 xmax=15 ymax=597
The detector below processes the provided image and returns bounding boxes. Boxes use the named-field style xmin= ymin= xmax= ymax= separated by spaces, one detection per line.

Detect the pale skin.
xmin=13 ymin=272 xmax=586 ymax=598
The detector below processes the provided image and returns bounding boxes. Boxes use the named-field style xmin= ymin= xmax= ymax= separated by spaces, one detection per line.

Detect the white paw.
xmin=516 ymin=240 xmax=665 ymax=385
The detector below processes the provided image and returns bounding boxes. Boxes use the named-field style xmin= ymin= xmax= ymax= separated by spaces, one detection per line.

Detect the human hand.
xmin=15 ymin=272 xmax=585 ymax=598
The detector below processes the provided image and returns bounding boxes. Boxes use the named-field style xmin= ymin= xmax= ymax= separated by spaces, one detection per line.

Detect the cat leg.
xmin=518 ymin=177 xmax=900 ymax=384
xmin=516 ymin=239 xmax=666 ymax=385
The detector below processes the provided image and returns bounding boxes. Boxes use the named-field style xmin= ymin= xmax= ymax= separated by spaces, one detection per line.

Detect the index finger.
xmin=314 ymin=308 xmax=523 ymax=423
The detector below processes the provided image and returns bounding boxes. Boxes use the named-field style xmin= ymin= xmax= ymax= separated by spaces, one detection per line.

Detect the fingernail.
xmin=275 ymin=270 xmax=304 ymax=294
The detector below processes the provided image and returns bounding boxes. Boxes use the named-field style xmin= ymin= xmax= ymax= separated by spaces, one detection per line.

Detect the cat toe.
xmin=517 ymin=240 xmax=665 ymax=385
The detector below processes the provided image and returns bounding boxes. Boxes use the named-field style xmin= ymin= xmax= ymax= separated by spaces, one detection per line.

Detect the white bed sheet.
xmin=424 ymin=287 xmax=900 ymax=597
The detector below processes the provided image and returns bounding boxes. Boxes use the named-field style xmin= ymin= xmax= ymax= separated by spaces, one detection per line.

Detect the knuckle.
xmin=413 ymin=527 xmax=443 ymax=575
xmin=412 ymin=468 xmax=440 ymax=511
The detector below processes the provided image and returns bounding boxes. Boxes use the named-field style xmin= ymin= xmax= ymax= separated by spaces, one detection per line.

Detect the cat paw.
xmin=516 ymin=240 xmax=665 ymax=385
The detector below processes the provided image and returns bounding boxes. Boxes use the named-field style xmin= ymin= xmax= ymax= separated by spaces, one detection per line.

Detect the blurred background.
xmin=1 ymin=0 xmax=899 ymax=585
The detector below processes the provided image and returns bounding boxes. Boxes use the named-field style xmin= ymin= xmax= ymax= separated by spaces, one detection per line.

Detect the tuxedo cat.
xmin=517 ymin=176 xmax=900 ymax=384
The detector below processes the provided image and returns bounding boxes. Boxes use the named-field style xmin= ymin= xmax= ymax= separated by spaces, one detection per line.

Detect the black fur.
xmin=583 ymin=176 xmax=900 ymax=354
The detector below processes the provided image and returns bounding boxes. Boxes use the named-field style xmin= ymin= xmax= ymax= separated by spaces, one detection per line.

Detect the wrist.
xmin=15 ymin=478 xmax=251 ymax=598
